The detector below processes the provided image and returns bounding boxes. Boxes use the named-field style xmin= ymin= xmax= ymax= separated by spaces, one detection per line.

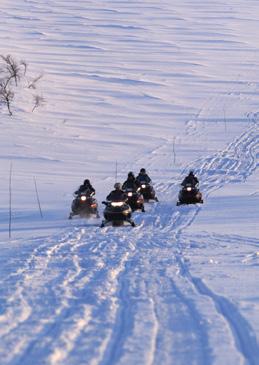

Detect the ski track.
xmin=99 ymin=230 xmax=212 ymax=365
xmin=0 ymin=121 xmax=258 ymax=365
xmin=193 ymin=277 xmax=259 ymax=365
xmin=174 ymin=246 xmax=259 ymax=365
xmin=125 ymin=122 xmax=259 ymax=364
xmin=170 ymin=123 xmax=259 ymax=364
xmin=176 ymin=232 xmax=259 ymax=365
xmin=184 ymin=70 xmax=258 ymax=140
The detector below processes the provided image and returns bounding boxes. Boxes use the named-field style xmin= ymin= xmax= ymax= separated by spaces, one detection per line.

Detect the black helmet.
xmin=84 ymin=179 xmax=90 ymax=185
xmin=189 ymin=171 xmax=194 ymax=176
xmin=114 ymin=182 xmax=122 ymax=190
xmin=140 ymin=168 xmax=146 ymax=174
xmin=128 ymin=171 xmax=134 ymax=178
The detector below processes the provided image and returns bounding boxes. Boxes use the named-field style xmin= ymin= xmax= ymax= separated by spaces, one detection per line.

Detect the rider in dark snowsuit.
xmin=122 ymin=172 xmax=139 ymax=191
xmin=75 ymin=179 xmax=95 ymax=196
xmin=181 ymin=171 xmax=199 ymax=187
xmin=106 ymin=183 xmax=128 ymax=202
xmin=136 ymin=168 xmax=151 ymax=185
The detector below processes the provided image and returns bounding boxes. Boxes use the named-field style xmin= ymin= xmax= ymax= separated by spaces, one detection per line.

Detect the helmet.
xmin=84 ymin=179 xmax=90 ymax=185
xmin=128 ymin=171 xmax=134 ymax=178
xmin=140 ymin=168 xmax=146 ymax=174
xmin=189 ymin=171 xmax=194 ymax=176
xmin=114 ymin=182 xmax=122 ymax=190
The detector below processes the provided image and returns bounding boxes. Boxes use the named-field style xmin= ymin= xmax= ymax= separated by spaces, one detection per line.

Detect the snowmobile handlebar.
xmin=182 ymin=183 xmax=199 ymax=188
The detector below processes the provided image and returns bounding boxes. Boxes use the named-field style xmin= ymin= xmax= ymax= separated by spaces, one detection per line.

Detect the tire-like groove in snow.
xmin=176 ymin=244 xmax=259 ymax=365
xmin=192 ymin=277 xmax=259 ymax=365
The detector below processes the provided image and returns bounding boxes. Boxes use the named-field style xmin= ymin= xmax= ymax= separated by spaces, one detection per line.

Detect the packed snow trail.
xmin=178 ymin=232 xmax=259 ymax=365
xmin=0 ymin=123 xmax=258 ymax=365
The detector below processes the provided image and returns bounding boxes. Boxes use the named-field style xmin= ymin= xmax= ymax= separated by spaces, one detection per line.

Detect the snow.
xmin=0 ymin=0 xmax=258 ymax=364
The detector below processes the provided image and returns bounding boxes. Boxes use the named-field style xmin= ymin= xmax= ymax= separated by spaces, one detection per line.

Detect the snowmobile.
xmin=100 ymin=200 xmax=136 ymax=227
xmin=69 ymin=192 xmax=99 ymax=219
xmin=176 ymin=183 xmax=203 ymax=206
xmin=137 ymin=182 xmax=158 ymax=202
xmin=124 ymin=188 xmax=145 ymax=212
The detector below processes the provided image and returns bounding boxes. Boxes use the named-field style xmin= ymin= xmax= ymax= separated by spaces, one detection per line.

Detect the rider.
xmin=122 ymin=172 xmax=139 ymax=191
xmin=106 ymin=183 xmax=128 ymax=202
xmin=75 ymin=179 xmax=96 ymax=196
xmin=136 ymin=168 xmax=151 ymax=185
xmin=181 ymin=171 xmax=199 ymax=187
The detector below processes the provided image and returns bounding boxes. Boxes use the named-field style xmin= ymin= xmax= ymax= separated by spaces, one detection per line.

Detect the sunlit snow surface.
xmin=0 ymin=0 xmax=258 ymax=364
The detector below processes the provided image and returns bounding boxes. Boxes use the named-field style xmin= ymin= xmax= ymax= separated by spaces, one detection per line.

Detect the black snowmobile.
xmin=137 ymin=182 xmax=158 ymax=202
xmin=124 ymin=188 xmax=145 ymax=212
xmin=69 ymin=192 xmax=99 ymax=219
xmin=100 ymin=200 xmax=136 ymax=227
xmin=176 ymin=183 xmax=203 ymax=206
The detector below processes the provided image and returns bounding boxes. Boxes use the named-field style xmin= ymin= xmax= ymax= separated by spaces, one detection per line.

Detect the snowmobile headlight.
xmin=111 ymin=202 xmax=124 ymax=207
xmin=123 ymin=209 xmax=130 ymax=215
xmin=141 ymin=184 xmax=146 ymax=188
xmin=80 ymin=196 xmax=87 ymax=201
xmin=128 ymin=192 xmax=133 ymax=197
xmin=186 ymin=187 xmax=192 ymax=192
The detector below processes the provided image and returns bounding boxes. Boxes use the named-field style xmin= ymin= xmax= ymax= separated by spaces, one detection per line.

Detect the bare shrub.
xmin=28 ymin=74 xmax=43 ymax=89
xmin=0 ymin=54 xmax=23 ymax=86
xmin=32 ymin=95 xmax=45 ymax=112
xmin=0 ymin=54 xmax=44 ymax=116
xmin=0 ymin=80 xmax=14 ymax=115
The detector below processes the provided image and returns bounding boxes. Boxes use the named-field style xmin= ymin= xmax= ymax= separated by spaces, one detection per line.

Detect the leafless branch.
xmin=1 ymin=54 xmax=21 ymax=86
xmin=20 ymin=60 xmax=27 ymax=75
xmin=0 ymin=55 xmax=44 ymax=116
xmin=0 ymin=81 xmax=14 ymax=115
xmin=28 ymin=74 xmax=43 ymax=89
xmin=32 ymin=94 xmax=45 ymax=112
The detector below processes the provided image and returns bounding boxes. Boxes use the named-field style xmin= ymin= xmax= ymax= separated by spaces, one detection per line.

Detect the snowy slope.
xmin=0 ymin=0 xmax=258 ymax=364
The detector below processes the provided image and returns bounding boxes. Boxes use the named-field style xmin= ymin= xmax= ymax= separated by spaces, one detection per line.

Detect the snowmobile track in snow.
xmin=0 ymin=123 xmax=258 ymax=365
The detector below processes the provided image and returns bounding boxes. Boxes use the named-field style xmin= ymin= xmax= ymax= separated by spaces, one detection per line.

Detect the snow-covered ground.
xmin=0 ymin=0 xmax=258 ymax=364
